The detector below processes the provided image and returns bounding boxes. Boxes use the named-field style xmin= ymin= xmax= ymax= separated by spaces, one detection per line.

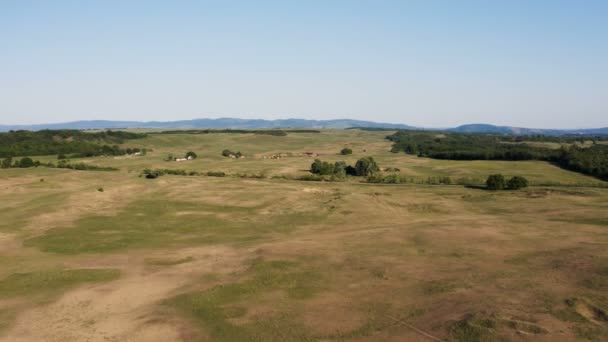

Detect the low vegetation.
xmin=167 ymin=259 xmax=323 ymax=341
xmin=0 ymin=269 xmax=120 ymax=300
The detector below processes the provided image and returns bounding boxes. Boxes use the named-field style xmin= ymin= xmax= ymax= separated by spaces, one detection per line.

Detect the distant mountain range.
xmin=0 ymin=118 xmax=414 ymax=131
xmin=0 ymin=118 xmax=606 ymax=136
xmin=447 ymin=124 xmax=608 ymax=135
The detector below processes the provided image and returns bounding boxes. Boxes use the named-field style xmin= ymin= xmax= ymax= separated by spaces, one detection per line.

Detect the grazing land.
xmin=1 ymin=129 xmax=608 ymax=341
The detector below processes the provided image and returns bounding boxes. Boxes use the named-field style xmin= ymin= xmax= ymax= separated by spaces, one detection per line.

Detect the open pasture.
xmin=1 ymin=129 xmax=607 ymax=341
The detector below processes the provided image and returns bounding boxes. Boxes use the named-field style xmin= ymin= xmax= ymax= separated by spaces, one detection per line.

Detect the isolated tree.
xmin=507 ymin=176 xmax=528 ymax=190
xmin=185 ymin=151 xmax=198 ymax=159
xmin=19 ymin=157 xmax=35 ymax=168
xmin=340 ymin=147 xmax=353 ymax=155
xmin=486 ymin=174 xmax=506 ymax=190
xmin=354 ymin=157 xmax=379 ymax=176
xmin=333 ymin=161 xmax=347 ymax=178
xmin=310 ymin=159 xmax=323 ymax=174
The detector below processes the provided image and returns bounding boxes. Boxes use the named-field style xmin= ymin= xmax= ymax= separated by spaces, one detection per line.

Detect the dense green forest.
xmin=388 ymin=131 xmax=608 ymax=180
xmin=0 ymin=130 xmax=145 ymax=158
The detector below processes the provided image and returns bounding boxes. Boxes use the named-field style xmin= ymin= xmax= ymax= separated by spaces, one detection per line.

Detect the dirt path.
xmin=2 ymin=246 xmax=246 ymax=342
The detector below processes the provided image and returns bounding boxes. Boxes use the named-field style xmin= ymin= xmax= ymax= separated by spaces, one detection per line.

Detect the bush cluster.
xmin=1 ymin=157 xmax=38 ymax=168
xmin=310 ymin=157 xmax=379 ymax=177
xmin=141 ymin=169 xmax=227 ymax=178
xmin=366 ymin=174 xmax=452 ymax=185
xmin=486 ymin=174 xmax=529 ymax=190
xmin=54 ymin=161 xmax=118 ymax=171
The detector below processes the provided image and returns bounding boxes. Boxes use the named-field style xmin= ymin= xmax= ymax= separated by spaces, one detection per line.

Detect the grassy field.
xmin=1 ymin=129 xmax=608 ymax=341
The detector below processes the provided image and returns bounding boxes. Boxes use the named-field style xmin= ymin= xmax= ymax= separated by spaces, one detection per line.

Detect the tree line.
xmin=1 ymin=156 xmax=117 ymax=171
xmin=387 ymin=131 xmax=608 ymax=181
xmin=0 ymin=129 xmax=146 ymax=158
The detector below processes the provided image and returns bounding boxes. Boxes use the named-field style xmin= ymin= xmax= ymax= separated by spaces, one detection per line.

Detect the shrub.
xmin=57 ymin=154 xmax=67 ymax=160
xmin=206 ymin=171 xmax=226 ymax=177
xmin=440 ymin=176 xmax=452 ymax=185
xmin=340 ymin=147 xmax=353 ymax=155
xmin=222 ymin=150 xmax=242 ymax=158
xmin=164 ymin=169 xmax=187 ymax=176
xmin=19 ymin=157 xmax=35 ymax=168
xmin=355 ymin=157 xmax=379 ymax=176
xmin=1 ymin=157 xmax=12 ymax=169
xmin=507 ymin=176 xmax=528 ymax=190
xmin=97 ymin=187 xmax=104 ymax=192
xmin=486 ymin=174 xmax=506 ymax=190
xmin=235 ymin=172 xmax=265 ymax=179
xmin=297 ymin=174 xmax=326 ymax=181
xmin=185 ymin=151 xmax=197 ymax=159
xmin=53 ymin=162 xmax=117 ymax=171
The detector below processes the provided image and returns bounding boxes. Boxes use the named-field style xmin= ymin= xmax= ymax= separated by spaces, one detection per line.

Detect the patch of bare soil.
xmin=1 ymin=246 xmax=247 ymax=342
xmin=300 ymin=294 xmax=367 ymax=336
xmin=0 ymin=233 xmax=20 ymax=255
xmin=573 ymin=299 xmax=608 ymax=326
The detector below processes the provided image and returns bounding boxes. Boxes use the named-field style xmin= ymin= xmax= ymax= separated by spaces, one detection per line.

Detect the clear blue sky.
xmin=1 ymin=0 xmax=606 ymax=128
